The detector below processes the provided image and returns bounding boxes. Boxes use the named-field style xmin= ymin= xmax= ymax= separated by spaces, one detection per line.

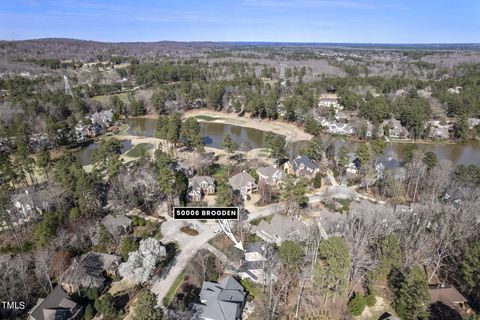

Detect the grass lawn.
xmin=163 ymin=271 xmax=185 ymax=307
xmin=250 ymin=213 xmax=274 ymax=226
xmin=211 ymin=164 xmax=228 ymax=178
xmin=193 ymin=115 xmax=223 ymax=121
xmin=91 ymin=92 xmax=130 ymax=105
xmin=125 ymin=143 xmax=153 ymax=158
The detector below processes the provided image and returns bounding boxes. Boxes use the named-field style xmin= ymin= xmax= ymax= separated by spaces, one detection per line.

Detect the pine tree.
xmin=395 ymin=266 xmax=431 ymax=320
xmin=131 ymin=289 xmax=163 ymax=320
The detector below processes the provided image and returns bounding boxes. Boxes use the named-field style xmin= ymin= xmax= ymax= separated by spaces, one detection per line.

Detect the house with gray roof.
xmin=283 ymin=155 xmax=319 ymax=178
xmin=237 ymin=249 xmax=268 ymax=285
xmin=374 ymin=154 xmax=405 ymax=181
xmin=27 ymin=286 xmax=83 ymax=320
xmin=254 ymin=213 xmax=309 ymax=245
xmin=60 ymin=252 xmax=121 ymax=294
xmin=381 ymin=118 xmax=409 ymax=139
xmin=256 ymin=165 xmax=285 ymax=186
xmin=187 ymin=176 xmax=216 ymax=202
xmin=6 ymin=187 xmax=61 ymax=230
xmin=101 ymin=214 xmax=132 ymax=238
xmin=90 ymin=109 xmax=113 ymax=128
xmin=229 ymin=171 xmax=258 ymax=198
xmin=198 ymin=275 xmax=247 ymax=320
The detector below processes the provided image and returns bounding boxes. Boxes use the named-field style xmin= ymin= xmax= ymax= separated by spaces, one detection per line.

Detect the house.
xmin=284 ymin=155 xmax=319 ymax=178
xmin=229 ymin=171 xmax=258 ymax=198
xmin=60 ymin=252 xmax=121 ymax=294
xmin=429 ymin=126 xmax=450 ymax=139
xmin=374 ymin=154 xmax=405 ymax=180
xmin=345 ymin=153 xmax=361 ymax=175
xmin=334 ymin=111 xmax=350 ymax=122
xmin=90 ymin=109 xmax=113 ymax=128
xmin=382 ymin=118 xmax=409 ymax=139
xmin=318 ymin=95 xmax=343 ymax=110
xmin=101 ymin=214 xmax=132 ymax=238
xmin=430 ymin=286 xmax=472 ymax=317
xmin=428 ymin=121 xmax=450 ymax=140
xmin=256 ymin=165 xmax=285 ymax=186
xmin=7 ymin=187 xmax=60 ymax=228
xmin=28 ymin=286 xmax=83 ymax=320
xmin=198 ymin=275 xmax=247 ymax=320
xmin=187 ymin=176 xmax=216 ymax=202
xmin=254 ymin=214 xmax=309 ymax=245
xmin=237 ymin=248 xmax=268 ymax=284
xmin=467 ymin=118 xmax=480 ymax=130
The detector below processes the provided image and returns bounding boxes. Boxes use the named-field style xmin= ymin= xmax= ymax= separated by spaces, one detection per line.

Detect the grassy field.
xmin=125 ymin=143 xmax=153 ymax=158
xmin=193 ymin=115 xmax=223 ymax=121
xmin=163 ymin=271 xmax=185 ymax=307
xmin=91 ymin=92 xmax=130 ymax=105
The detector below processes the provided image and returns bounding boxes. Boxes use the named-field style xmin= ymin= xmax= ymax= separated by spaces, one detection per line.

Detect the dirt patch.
xmin=184 ymin=109 xmax=312 ymax=142
xmin=180 ymin=226 xmax=199 ymax=236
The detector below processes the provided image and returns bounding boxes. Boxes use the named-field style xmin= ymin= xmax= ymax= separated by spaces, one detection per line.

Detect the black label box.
xmin=173 ymin=207 xmax=239 ymax=220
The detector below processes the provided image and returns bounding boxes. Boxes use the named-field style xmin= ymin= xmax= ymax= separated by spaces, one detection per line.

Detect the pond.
xmin=334 ymin=139 xmax=480 ymax=166
xmin=76 ymin=139 xmax=133 ymax=165
xmin=125 ymin=117 xmax=480 ymax=166
xmin=126 ymin=118 xmax=279 ymax=151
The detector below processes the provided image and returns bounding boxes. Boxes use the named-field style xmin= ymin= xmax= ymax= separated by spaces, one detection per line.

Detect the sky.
xmin=0 ymin=0 xmax=479 ymax=43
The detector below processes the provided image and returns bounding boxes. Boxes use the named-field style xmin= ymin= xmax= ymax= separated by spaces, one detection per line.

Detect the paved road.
xmin=150 ymin=204 xmax=281 ymax=306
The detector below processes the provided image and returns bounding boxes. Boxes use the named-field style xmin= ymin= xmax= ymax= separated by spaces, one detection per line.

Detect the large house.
xmin=374 ymin=155 xmax=405 ymax=181
xmin=5 ymin=187 xmax=60 ymax=230
xmin=256 ymin=165 xmax=285 ymax=186
xmin=229 ymin=171 xmax=258 ymax=198
xmin=254 ymin=213 xmax=309 ymax=245
xmin=90 ymin=109 xmax=114 ymax=128
xmin=237 ymin=249 xmax=268 ymax=285
xmin=101 ymin=214 xmax=132 ymax=238
xmin=198 ymin=276 xmax=247 ymax=320
xmin=28 ymin=286 xmax=83 ymax=320
xmin=284 ymin=155 xmax=319 ymax=178
xmin=60 ymin=252 xmax=121 ymax=294
xmin=430 ymin=286 xmax=472 ymax=318
xmin=382 ymin=118 xmax=409 ymax=139
xmin=187 ymin=176 xmax=216 ymax=202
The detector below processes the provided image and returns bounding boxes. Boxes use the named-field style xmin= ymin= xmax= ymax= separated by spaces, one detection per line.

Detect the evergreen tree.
xmin=462 ymin=240 xmax=480 ymax=289
xmin=313 ymin=237 xmax=351 ymax=298
xmin=131 ymin=289 xmax=163 ymax=320
xmin=395 ymin=266 xmax=431 ymax=320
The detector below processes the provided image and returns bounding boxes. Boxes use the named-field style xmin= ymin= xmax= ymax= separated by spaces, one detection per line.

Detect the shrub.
xmin=365 ymin=292 xmax=376 ymax=307
xmin=348 ymin=294 xmax=366 ymax=316
xmin=313 ymin=172 xmax=322 ymax=188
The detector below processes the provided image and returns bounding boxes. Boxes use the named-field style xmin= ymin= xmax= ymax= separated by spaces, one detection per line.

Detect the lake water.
xmin=333 ymin=139 xmax=480 ymax=166
xmin=127 ymin=118 xmax=276 ymax=151
xmin=126 ymin=118 xmax=480 ymax=166
xmin=76 ymin=139 xmax=133 ymax=165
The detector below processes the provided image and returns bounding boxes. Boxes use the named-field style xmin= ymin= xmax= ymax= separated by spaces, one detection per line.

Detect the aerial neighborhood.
xmin=1 ymin=37 xmax=480 ymax=320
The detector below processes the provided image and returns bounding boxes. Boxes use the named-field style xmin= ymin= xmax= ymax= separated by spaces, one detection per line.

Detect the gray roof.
xmin=229 ymin=171 xmax=257 ymax=191
xmin=101 ymin=214 xmax=131 ymax=236
xmin=257 ymin=165 xmax=285 ymax=183
xmin=255 ymin=214 xmax=308 ymax=243
xmin=375 ymin=155 xmax=401 ymax=170
xmin=90 ymin=109 xmax=113 ymax=127
xmin=61 ymin=252 xmax=120 ymax=291
xmin=190 ymin=175 xmax=215 ymax=187
xmin=199 ymin=276 xmax=246 ymax=320
xmin=289 ymin=156 xmax=318 ymax=173
xmin=28 ymin=286 xmax=82 ymax=320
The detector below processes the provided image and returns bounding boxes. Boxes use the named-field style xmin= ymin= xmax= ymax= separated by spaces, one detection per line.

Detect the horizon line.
xmin=1 ymin=37 xmax=480 ymax=47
